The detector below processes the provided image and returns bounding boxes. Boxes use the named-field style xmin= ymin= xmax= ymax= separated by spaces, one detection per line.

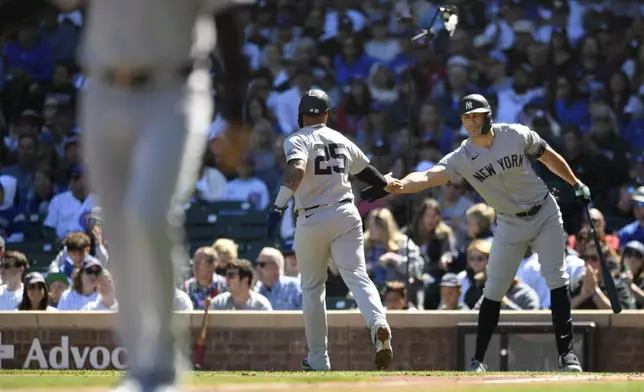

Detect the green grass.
xmin=0 ymin=370 xmax=641 ymax=390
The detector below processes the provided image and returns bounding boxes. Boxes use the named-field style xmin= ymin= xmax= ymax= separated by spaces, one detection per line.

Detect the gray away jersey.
xmin=284 ymin=124 xmax=369 ymax=210
xmin=437 ymin=123 xmax=549 ymax=215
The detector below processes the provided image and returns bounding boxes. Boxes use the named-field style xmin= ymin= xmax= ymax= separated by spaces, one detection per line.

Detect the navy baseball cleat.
xmin=558 ymin=352 xmax=583 ymax=372
xmin=466 ymin=358 xmax=488 ymax=372
xmin=301 ymin=358 xmax=315 ymax=371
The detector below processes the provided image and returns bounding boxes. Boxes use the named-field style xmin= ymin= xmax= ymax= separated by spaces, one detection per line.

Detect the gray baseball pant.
xmin=80 ymin=68 xmax=212 ymax=382
xmin=294 ymin=202 xmax=389 ymax=370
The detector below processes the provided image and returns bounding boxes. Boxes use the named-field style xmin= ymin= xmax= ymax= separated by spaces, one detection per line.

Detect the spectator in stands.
xmin=363 ymin=208 xmax=424 ymax=288
xmin=2 ymin=24 xmax=54 ymax=82
xmin=457 ymin=239 xmax=491 ymax=309
xmin=281 ymin=240 xmax=299 ymax=280
xmin=57 ymin=258 xmax=101 ymax=310
xmin=437 ymin=177 xmax=474 ymax=244
xmin=50 ymin=231 xmax=106 ymax=279
xmin=254 ymin=247 xmax=302 ymax=310
xmin=571 ymin=243 xmax=635 ymax=310
xmin=194 ymin=163 xmax=228 ymax=203
xmin=43 ymin=165 xmax=96 ymax=239
xmin=0 ymin=174 xmax=26 ymax=242
xmin=0 ymin=250 xmax=29 ymax=310
xmin=382 ymin=281 xmax=417 ymax=311
xmin=182 ymin=247 xmax=226 ymax=310
xmin=438 ymin=273 xmax=469 ymax=311
xmin=416 ymin=101 xmax=455 ymax=156
xmin=364 ymin=15 xmax=400 ymax=63
xmin=2 ymin=134 xmax=39 ymax=205
xmin=38 ymin=12 xmax=79 ymax=63
xmin=622 ymin=241 xmax=644 ymax=309
xmin=548 ymin=74 xmax=590 ymax=132
xmin=210 ymin=259 xmax=272 ymax=311
xmin=24 ymin=166 xmax=55 ymax=218
xmin=224 ymin=155 xmax=269 ymax=210
xmin=41 ymin=62 xmax=78 ymax=109
xmin=82 ymin=269 xmax=117 ymax=311
xmin=570 ymin=208 xmax=619 ymax=251
xmin=618 ymin=186 xmax=644 ymax=245
xmin=17 ymin=272 xmax=56 ymax=311
xmin=173 ymin=288 xmax=194 ymax=311
xmin=272 ymin=67 xmax=315 ymax=135
xmin=465 ymin=203 xmax=495 ymax=243
xmin=473 ymin=274 xmax=540 ymax=310
xmin=212 ymin=238 xmax=238 ymax=265
xmin=45 ymin=272 xmax=69 ymax=308
xmin=406 ymin=198 xmax=457 ymax=279
xmin=516 ymin=247 xmax=551 ymax=309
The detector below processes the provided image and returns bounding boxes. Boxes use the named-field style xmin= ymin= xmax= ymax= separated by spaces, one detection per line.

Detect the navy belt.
xmin=515 ymin=194 xmax=549 ymax=218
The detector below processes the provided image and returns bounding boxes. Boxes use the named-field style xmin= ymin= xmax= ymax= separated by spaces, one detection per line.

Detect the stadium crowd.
xmin=0 ymin=0 xmax=644 ymax=314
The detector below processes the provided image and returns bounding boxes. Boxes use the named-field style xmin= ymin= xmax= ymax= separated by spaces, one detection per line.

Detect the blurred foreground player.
xmin=49 ymin=0 xmax=253 ymax=391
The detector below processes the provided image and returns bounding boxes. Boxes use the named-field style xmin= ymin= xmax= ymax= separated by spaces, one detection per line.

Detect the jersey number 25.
xmin=314 ymin=143 xmax=347 ymax=175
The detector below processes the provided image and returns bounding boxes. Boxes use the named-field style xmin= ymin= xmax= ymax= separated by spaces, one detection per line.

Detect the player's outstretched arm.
xmin=537 ymin=145 xmax=591 ymax=204
xmin=357 ymin=166 xmax=402 ymax=202
xmin=393 ymin=166 xmax=450 ymax=194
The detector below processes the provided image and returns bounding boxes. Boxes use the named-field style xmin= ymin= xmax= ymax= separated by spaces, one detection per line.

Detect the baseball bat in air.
xmin=193 ymin=297 xmax=213 ymax=370
xmin=585 ymin=207 xmax=622 ymax=314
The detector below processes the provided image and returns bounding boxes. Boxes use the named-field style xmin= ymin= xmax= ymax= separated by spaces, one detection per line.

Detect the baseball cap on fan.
xmin=631 ymin=186 xmax=644 ymax=205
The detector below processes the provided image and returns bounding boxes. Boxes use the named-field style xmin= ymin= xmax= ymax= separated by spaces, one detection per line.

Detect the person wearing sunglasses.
xmin=617 ymin=186 xmax=644 ymax=245
xmin=82 ymin=269 xmax=117 ymax=311
xmin=622 ymin=241 xmax=644 ymax=309
xmin=0 ymin=250 xmax=30 ymax=310
xmin=210 ymin=259 xmax=271 ymax=311
xmin=57 ymin=258 xmax=102 ymax=311
xmin=457 ymin=240 xmax=491 ymax=310
xmin=570 ymin=242 xmax=635 ymax=310
xmin=17 ymin=272 xmax=57 ymax=311
xmin=254 ymin=247 xmax=302 ymax=310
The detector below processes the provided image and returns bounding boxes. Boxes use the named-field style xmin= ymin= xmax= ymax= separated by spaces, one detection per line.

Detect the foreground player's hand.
xmin=574 ymin=181 xmax=591 ymax=206
xmin=266 ymin=206 xmax=285 ymax=237
xmin=384 ymin=172 xmax=403 ymax=194
xmin=212 ymin=122 xmax=251 ymax=175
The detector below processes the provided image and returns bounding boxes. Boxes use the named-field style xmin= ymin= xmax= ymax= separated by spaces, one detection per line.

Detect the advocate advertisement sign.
xmin=0 ymin=333 xmax=127 ymax=369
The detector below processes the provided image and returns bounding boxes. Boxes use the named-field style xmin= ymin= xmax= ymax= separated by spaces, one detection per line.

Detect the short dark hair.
xmin=64 ymin=232 xmax=92 ymax=251
xmin=383 ymin=281 xmax=406 ymax=298
xmin=228 ymin=259 xmax=254 ymax=286
xmin=2 ymin=251 xmax=30 ymax=269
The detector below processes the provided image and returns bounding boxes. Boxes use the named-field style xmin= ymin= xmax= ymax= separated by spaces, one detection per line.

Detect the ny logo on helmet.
xmin=465 ymin=101 xmax=473 ymax=110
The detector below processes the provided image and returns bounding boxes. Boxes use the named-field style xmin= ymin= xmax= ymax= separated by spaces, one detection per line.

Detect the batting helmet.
xmin=460 ymin=94 xmax=493 ymax=134
xmin=298 ymin=89 xmax=331 ymax=128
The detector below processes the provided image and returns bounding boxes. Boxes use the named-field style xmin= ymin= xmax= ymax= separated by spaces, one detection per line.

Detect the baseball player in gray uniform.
xmin=266 ymin=90 xmax=399 ymax=371
xmin=367 ymin=94 xmax=591 ymax=372
xmin=49 ymin=1 xmax=252 ymax=391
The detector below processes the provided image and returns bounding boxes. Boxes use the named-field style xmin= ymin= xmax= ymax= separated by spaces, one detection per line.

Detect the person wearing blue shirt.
xmin=333 ymin=38 xmax=374 ymax=86
xmin=617 ymin=186 xmax=644 ymax=246
xmin=3 ymin=25 xmax=54 ymax=82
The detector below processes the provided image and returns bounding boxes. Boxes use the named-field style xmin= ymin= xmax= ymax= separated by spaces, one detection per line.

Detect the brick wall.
xmin=0 ymin=311 xmax=641 ymax=371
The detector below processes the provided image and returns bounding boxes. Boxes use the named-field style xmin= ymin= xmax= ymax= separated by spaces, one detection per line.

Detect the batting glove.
xmin=266 ymin=206 xmax=285 ymax=237
xmin=574 ymin=181 xmax=591 ymax=205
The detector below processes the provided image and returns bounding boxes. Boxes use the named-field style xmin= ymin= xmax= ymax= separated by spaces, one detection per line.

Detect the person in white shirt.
xmin=516 ymin=248 xmax=551 ymax=309
xmin=17 ymin=272 xmax=57 ymax=311
xmin=57 ymin=258 xmax=101 ymax=310
xmin=364 ymin=17 xmax=401 ymax=62
xmin=173 ymin=288 xmax=194 ymax=311
xmin=82 ymin=269 xmax=117 ymax=311
xmin=0 ymin=250 xmax=29 ymax=310
xmin=43 ymin=166 xmax=96 ymax=239
xmin=224 ymin=155 xmax=269 ymax=210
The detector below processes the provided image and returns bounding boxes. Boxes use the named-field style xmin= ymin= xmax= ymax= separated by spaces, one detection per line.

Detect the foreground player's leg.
xmin=330 ymin=206 xmax=392 ymax=370
xmin=469 ymin=237 xmax=527 ymax=372
xmin=294 ymin=224 xmax=332 ymax=371
xmin=531 ymin=206 xmax=582 ymax=372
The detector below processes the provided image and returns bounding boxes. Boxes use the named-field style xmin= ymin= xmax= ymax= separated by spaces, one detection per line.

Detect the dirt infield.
xmin=16 ymin=374 xmax=644 ymax=392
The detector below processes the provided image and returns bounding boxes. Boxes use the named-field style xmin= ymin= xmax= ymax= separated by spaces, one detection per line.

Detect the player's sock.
xmin=473 ymin=297 xmax=501 ymax=362
xmin=550 ymin=285 xmax=574 ymax=355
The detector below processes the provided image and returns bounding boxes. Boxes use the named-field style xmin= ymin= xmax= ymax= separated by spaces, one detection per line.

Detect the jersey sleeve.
xmin=346 ymin=139 xmax=370 ymax=175
xmin=514 ymin=124 xmax=546 ymax=157
xmin=435 ymin=150 xmax=463 ymax=183
xmin=283 ymin=135 xmax=309 ymax=163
